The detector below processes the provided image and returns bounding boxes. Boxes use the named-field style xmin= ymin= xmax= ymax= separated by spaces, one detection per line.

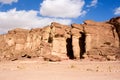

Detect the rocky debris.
xmin=43 ymin=54 xmax=61 ymax=62
xmin=84 ymin=46 xmax=120 ymax=61
xmin=0 ymin=17 xmax=120 ymax=61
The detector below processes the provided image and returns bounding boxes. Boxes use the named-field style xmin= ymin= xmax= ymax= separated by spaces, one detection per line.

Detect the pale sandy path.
xmin=0 ymin=59 xmax=120 ymax=80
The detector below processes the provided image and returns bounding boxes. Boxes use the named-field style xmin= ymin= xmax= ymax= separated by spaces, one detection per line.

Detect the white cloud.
xmin=0 ymin=0 xmax=18 ymax=4
xmin=114 ymin=7 xmax=120 ymax=15
xmin=87 ymin=0 xmax=98 ymax=7
xmin=40 ymin=0 xmax=85 ymax=18
xmin=0 ymin=8 xmax=71 ymax=33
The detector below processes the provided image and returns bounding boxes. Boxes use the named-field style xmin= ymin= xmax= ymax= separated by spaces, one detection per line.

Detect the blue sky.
xmin=0 ymin=0 xmax=120 ymax=33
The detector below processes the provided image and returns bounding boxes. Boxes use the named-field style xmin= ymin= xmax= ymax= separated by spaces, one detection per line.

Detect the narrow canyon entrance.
xmin=79 ymin=32 xmax=86 ymax=59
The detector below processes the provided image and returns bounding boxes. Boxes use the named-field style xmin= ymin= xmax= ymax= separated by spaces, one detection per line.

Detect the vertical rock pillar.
xmin=52 ymin=37 xmax=67 ymax=59
xmin=71 ymin=24 xmax=84 ymax=59
xmin=72 ymin=35 xmax=81 ymax=59
xmin=85 ymin=34 xmax=92 ymax=52
xmin=50 ymin=22 xmax=70 ymax=60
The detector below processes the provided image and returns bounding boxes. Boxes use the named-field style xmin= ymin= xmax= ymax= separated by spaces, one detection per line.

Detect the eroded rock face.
xmin=71 ymin=24 xmax=84 ymax=59
xmin=109 ymin=16 xmax=120 ymax=47
xmin=71 ymin=19 xmax=120 ymax=60
xmin=50 ymin=22 xmax=71 ymax=60
xmin=0 ymin=17 xmax=120 ymax=61
xmin=82 ymin=20 xmax=120 ymax=61
xmin=0 ymin=22 xmax=71 ymax=61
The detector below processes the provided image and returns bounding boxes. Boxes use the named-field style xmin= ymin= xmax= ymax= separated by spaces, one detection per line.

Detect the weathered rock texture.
xmin=109 ymin=16 xmax=120 ymax=46
xmin=83 ymin=20 xmax=120 ymax=61
xmin=0 ymin=17 xmax=120 ymax=61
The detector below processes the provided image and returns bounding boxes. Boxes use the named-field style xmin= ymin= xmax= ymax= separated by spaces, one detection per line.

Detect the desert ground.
xmin=0 ymin=58 xmax=120 ymax=80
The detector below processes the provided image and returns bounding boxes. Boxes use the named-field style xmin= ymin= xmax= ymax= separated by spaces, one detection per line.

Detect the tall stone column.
xmin=71 ymin=24 xmax=84 ymax=59
xmin=72 ymin=35 xmax=81 ymax=59
xmin=50 ymin=22 xmax=70 ymax=60
xmin=85 ymin=34 xmax=92 ymax=52
xmin=51 ymin=37 xmax=67 ymax=59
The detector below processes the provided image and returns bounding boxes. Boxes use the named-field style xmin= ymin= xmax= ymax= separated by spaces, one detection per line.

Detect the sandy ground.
xmin=0 ymin=58 xmax=120 ymax=80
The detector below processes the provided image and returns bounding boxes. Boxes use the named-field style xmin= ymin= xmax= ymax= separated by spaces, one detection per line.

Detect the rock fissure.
xmin=66 ymin=35 xmax=74 ymax=59
xmin=79 ymin=32 xmax=86 ymax=59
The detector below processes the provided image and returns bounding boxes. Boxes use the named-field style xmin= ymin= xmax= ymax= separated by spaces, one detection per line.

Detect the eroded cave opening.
xmin=66 ymin=35 xmax=74 ymax=59
xmin=79 ymin=32 xmax=86 ymax=59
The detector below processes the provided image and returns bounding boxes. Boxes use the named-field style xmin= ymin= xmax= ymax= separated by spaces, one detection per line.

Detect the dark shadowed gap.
xmin=115 ymin=26 xmax=120 ymax=47
xmin=79 ymin=32 xmax=86 ymax=59
xmin=22 ymin=54 xmax=31 ymax=58
xmin=48 ymin=33 xmax=53 ymax=43
xmin=66 ymin=36 xmax=74 ymax=59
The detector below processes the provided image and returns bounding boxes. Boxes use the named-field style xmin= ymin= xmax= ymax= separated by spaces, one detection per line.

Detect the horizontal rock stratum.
xmin=0 ymin=17 xmax=120 ymax=61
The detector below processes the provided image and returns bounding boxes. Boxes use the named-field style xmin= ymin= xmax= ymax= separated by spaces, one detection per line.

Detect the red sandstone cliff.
xmin=0 ymin=17 xmax=120 ymax=61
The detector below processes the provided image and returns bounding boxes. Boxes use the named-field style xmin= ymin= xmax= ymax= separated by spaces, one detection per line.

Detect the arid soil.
xmin=0 ymin=58 xmax=120 ymax=80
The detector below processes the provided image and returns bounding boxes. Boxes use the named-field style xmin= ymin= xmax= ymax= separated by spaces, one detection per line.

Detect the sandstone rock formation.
xmin=0 ymin=17 xmax=120 ymax=61
xmin=109 ymin=16 xmax=120 ymax=46
xmin=83 ymin=20 xmax=120 ymax=61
